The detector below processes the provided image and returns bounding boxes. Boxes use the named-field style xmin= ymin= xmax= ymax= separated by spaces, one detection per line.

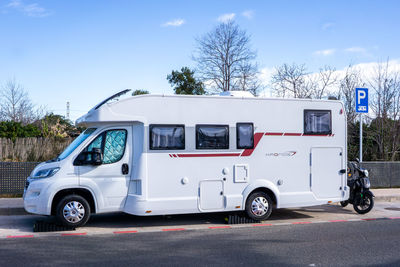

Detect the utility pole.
xmin=66 ymin=101 xmax=70 ymax=120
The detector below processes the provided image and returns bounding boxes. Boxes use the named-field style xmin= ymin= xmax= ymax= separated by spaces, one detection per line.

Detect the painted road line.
xmin=329 ymin=220 xmax=348 ymax=222
xmin=292 ymin=222 xmax=312 ymax=224
xmin=162 ymin=228 xmax=186 ymax=231
xmin=61 ymin=233 xmax=87 ymax=236
xmin=113 ymin=230 xmax=138 ymax=234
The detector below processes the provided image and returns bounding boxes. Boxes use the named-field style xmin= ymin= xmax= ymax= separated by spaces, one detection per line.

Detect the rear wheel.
xmin=56 ymin=195 xmax=91 ymax=227
xmin=245 ymin=192 xmax=273 ymax=221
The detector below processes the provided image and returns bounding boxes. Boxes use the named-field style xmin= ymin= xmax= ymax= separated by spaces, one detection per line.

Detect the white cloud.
xmin=242 ymin=10 xmax=254 ymax=19
xmin=161 ymin=18 xmax=185 ymax=27
xmin=345 ymin=47 xmax=367 ymax=53
xmin=6 ymin=0 xmax=51 ymax=17
xmin=322 ymin=22 xmax=334 ymax=31
xmin=217 ymin=13 xmax=236 ymax=23
xmin=314 ymin=49 xmax=336 ymax=56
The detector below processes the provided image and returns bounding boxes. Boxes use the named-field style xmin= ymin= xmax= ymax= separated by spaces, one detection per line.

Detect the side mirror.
xmin=91 ymin=148 xmax=103 ymax=165
xmin=74 ymin=148 xmax=103 ymax=166
xmin=355 ymin=158 xmax=360 ymax=163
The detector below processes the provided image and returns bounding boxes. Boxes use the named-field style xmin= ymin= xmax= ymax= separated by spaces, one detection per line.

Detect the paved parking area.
xmin=1 ymin=201 xmax=400 ymax=239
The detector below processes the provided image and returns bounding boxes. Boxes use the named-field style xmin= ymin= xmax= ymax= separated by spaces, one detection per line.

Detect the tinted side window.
xmin=103 ymin=130 xmax=127 ymax=164
xmin=150 ymin=125 xmax=185 ymax=150
xmin=304 ymin=110 xmax=332 ymax=134
xmin=196 ymin=125 xmax=229 ymax=149
xmin=85 ymin=129 xmax=127 ymax=164
xmin=237 ymin=123 xmax=254 ymax=149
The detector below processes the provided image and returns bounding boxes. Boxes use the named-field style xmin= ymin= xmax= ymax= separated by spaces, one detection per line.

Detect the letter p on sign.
xmin=355 ymin=88 xmax=368 ymax=113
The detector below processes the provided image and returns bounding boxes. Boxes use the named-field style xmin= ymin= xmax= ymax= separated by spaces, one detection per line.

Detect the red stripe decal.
xmin=265 ymin=132 xmax=283 ymax=136
xmin=241 ymin=132 xmax=264 ymax=157
xmin=253 ymin=223 xmax=273 ymax=227
xmin=177 ymin=153 xmax=241 ymax=158
xmin=292 ymin=221 xmax=311 ymax=224
xmin=113 ymin=230 xmax=138 ymax=234
xmin=303 ymin=134 xmax=330 ymax=137
xmin=362 ymin=218 xmax=377 ymax=221
xmin=162 ymin=228 xmax=186 ymax=231
xmin=208 ymin=226 xmax=232 ymax=229
xmin=61 ymin=233 xmax=87 ymax=236
xmin=284 ymin=133 xmax=302 ymax=136
xmin=7 ymin=235 xmax=34 ymax=238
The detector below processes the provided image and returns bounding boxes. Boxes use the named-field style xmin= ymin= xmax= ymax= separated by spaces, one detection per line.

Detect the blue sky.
xmin=1 ymin=0 xmax=399 ymax=121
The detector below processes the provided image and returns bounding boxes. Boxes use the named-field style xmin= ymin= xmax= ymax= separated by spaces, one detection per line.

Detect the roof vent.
xmin=218 ymin=91 xmax=255 ymax=97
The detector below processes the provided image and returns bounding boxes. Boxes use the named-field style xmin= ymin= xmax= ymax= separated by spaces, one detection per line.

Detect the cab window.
xmin=85 ymin=129 xmax=127 ymax=164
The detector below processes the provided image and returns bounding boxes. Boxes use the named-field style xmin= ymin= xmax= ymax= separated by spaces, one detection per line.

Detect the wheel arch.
xmin=242 ymin=180 xmax=280 ymax=208
xmin=51 ymin=188 xmax=97 ymax=216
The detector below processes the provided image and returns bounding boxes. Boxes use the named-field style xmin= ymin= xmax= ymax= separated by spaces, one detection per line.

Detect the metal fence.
xmin=0 ymin=162 xmax=39 ymax=194
xmin=361 ymin=162 xmax=400 ymax=188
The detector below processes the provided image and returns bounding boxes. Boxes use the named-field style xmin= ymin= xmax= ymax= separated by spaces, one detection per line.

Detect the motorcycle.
xmin=340 ymin=159 xmax=374 ymax=214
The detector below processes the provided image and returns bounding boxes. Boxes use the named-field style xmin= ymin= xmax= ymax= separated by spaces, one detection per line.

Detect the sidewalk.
xmin=1 ymin=188 xmax=400 ymax=216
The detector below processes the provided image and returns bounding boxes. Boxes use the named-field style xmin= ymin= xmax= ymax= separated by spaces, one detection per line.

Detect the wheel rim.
xmin=357 ymin=197 xmax=371 ymax=210
xmin=63 ymin=201 xmax=85 ymax=223
xmin=251 ymin=196 xmax=269 ymax=217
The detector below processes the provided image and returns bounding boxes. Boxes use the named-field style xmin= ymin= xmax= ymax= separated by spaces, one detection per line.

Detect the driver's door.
xmin=77 ymin=126 xmax=131 ymax=212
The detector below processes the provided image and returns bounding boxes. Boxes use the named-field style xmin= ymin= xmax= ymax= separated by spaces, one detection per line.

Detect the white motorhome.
xmin=24 ymin=90 xmax=348 ymax=227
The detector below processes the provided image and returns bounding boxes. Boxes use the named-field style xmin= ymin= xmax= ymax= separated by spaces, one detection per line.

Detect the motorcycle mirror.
xmin=355 ymin=158 xmax=360 ymax=163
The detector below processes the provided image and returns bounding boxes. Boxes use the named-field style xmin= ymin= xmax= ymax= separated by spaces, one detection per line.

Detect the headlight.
xmin=363 ymin=170 xmax=369 ymax=177
xmin=362 ymin=177 xmax=371 ymax=188
xmin=32 ymin=167 xmax=60 ymax=179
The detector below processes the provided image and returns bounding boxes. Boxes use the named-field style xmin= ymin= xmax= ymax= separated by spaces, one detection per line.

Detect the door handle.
xmin=122 ymin=163 xmax=129 ymax=175
xmin=339 ymin=169 xmax=346 ymax=174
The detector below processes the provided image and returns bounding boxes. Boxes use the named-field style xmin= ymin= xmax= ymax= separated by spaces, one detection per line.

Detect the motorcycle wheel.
xmin=353 ymin=192 xmax=374 ymax=214
xmin=340 ymin=201 xmax=349 ymax=207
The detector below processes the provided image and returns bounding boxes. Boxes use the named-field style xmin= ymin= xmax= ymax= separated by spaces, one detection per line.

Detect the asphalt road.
xmin=1 ymin=219 xmax=400 ymax=266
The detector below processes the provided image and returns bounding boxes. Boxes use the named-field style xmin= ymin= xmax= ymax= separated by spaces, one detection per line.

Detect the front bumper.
xmin=23 ymin=178 xmax=51 ymax=215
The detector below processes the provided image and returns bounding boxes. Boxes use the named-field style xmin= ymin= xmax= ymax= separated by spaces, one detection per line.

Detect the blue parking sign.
xmin=356 ymin=88 xmax=368 ymax=113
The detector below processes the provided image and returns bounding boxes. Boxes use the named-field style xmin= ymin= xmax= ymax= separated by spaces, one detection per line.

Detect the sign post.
xmin=355 ymin=88 xmax=368 ymax=162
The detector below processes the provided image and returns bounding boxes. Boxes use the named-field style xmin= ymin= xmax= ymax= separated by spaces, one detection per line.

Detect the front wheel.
xmin=353 ymin=192 xmax=374 ymax=214
xmin=56 ymin=195 xmax=91 ymax=227
xmin=245 ymin=192 xmax=273 ymax=221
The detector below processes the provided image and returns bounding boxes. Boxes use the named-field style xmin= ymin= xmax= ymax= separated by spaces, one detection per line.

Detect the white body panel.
xmin=24 ymin=94 xmax=348 ymax=217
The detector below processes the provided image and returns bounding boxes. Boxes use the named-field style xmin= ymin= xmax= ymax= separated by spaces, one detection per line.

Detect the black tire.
xmin=55 ymin=195 xmax=91 ymax=227
xmin=245 ymin=191 xmax=273 ymax=221
xmin=340 ymin=200 xmax=349 ymax=207
xmin=353 ymin=192 xmax=374 ymax=214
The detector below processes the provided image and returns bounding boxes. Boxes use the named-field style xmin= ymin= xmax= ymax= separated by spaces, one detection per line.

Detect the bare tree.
xmin=0 ymin=79 xmax=43 ymax=124
xmin=313 ymin=65 xmax=338 ymax=99
xmin=271 ymin=63 xmax=313 ymax=98
xmin=271 ymin=63 xmax=338 ymax=99
xmin=337 ymin=65 xmax=365 ymax=123
xmin=368 ymin=59 xmax=400 ymax=160
xmin=193 ymin=21 xmax=258 ymax=93
xmin=236 ymin=62 xmax=263 ymax=95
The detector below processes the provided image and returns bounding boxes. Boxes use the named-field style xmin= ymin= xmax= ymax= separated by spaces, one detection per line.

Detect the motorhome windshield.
xmin=57 ymin=128 xmax=97 ymax=161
